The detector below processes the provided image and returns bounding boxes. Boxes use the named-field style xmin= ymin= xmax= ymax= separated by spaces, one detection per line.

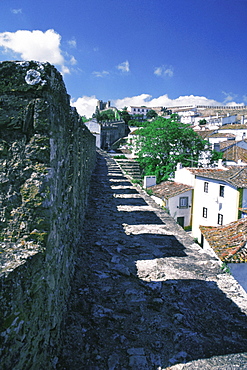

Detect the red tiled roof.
xmin=186 ymin=166 xmax=247 ymax=188
xmin=151 ymin=181 xmax=192 ymax=199
xmin=200 ymin=218 xmax=247 ymax=263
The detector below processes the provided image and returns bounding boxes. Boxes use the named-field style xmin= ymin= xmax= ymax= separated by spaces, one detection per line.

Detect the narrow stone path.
xmin=57 ymin=151 xmax=247 ymax=369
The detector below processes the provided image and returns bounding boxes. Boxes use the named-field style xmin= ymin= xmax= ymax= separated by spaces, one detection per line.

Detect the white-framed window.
xmin=204 ymin=182 xmax=208 ymax=193
xmin=218 ymin=213 xmax=223 ymax=225
xmin=203 ymin=207 xmax=207 ymax=218
xmin=179 ymin=196 xmax=188 ymax=208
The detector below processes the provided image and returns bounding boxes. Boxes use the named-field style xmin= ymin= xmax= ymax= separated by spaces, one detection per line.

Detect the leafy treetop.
xmin=135 ymin=117 xmax=209 ymax=182
xmin=146 ymin=109 xmax=158 ymax=119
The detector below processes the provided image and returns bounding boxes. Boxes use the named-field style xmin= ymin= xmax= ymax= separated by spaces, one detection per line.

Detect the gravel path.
xmin=57 ymin=151 xmax=247 ymax=370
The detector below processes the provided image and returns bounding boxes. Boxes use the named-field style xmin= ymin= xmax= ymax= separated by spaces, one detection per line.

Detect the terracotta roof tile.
xmin=200 ymin=218 xmax=247 ymax=263
xmin=151 ymin=181 xmax=192 ymax=199
xmin=186 ymin=167 xmax=247 ymax=188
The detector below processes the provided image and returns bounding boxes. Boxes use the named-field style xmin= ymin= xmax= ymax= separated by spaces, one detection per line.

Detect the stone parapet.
xmin=0 ymin=61 xmax=96 ymax=369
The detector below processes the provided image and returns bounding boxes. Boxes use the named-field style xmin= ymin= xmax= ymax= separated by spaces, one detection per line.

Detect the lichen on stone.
xmin=25 ymin=69 xmax=47 ymax=86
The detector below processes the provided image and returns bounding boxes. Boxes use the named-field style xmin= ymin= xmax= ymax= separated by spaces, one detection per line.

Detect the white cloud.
xmin=117 ymin=60 xmax=130 ymax=73
xmin=70 ymin=56 xmax=77 ymax=65
xmin=92 ymin=70 xmax=110 ymax=78
xmin=0 ymin=29 xmax=75 ymax=74
xmin=71 ymin=95 xmax=98 ymax=118
xmin=221 ymin=91 xmax=245 ymax=106
xmin=225 ymin=101 xmax=245 ymax=107
xmin=113 ymin=94 xmax=152 ymax=109
xmin=67 ymin=39 xmax=77 ymax=48
xmin=71 ymin=93 xmax=245 ymax=119
xmin=222 ymin=91 xmax=238 ymax=104
xmin=11 ymin=9 xmax=22 ymax=14
xmin=113 ymin=93 xmax=223 ymax=110
xmin=154 ymin=65 xmax=174 ymax=78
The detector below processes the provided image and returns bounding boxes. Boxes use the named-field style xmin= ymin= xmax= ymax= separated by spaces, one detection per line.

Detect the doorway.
xmin=177 ymin=217 xmax=184 ymax=228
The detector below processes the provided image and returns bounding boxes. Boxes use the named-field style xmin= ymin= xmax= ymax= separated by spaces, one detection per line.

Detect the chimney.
xmin=177 ymin=162 xmax=183 ymax=171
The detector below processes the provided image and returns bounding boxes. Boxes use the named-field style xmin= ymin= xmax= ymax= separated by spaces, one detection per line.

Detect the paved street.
xmin=57 ymin=151 xmax=247 ymax=370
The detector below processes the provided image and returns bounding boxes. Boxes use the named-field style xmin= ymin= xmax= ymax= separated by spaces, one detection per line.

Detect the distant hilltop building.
xmin=129 ymin=106 xmax=163 ymax=118
xmin=168 ymin=105 xmax=247 ymax=112
xmin=168 ymin=105 xmax=247 ymax=127
xmin=97 ymin=99 xmax=111 ymax=111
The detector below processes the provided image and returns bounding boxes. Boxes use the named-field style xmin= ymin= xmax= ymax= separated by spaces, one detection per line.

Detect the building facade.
xmin=175 ymin=166 xmax=247 ymax=243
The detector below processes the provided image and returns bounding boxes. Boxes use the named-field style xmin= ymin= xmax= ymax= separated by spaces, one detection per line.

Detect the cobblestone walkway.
xmin=57 ymin=151 xmax=247 ymax=369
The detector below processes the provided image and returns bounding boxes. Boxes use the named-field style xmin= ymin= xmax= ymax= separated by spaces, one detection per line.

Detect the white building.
xmin=218 ymin=124 xmax=247 ymax=141
xmin=207 ymin=132 xmax=236 ymax=149
xmin=175 ymin=166 xmax=247 ymax=243
xmin=129 ymin=106 xmax=162 ymax=118
xmin=150 ymin=181 xmax=193 ymax=228
xmin=176 ymin=106 xmax=237 ymax=128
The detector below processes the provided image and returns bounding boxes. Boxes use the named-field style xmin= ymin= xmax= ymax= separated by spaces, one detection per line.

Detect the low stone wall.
xmin=0 ymin=61 xmax=96 ymax=369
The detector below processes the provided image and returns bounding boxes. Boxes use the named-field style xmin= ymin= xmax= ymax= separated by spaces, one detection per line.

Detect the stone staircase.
xmin=115 ymin=158 xmax=142 ymax=182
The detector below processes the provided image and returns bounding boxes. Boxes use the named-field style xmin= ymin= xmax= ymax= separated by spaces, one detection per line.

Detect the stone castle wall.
xmin=0 ymin=61 xmax=96 ymax=369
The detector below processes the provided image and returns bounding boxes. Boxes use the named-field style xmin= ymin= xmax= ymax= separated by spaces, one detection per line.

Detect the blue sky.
xmin=0 ymin=0 xmax=247 ymax=117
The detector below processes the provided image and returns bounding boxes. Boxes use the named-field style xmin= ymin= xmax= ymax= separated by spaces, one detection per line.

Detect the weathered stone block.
xmin=0 ymin=61 xmax=96 ymax=369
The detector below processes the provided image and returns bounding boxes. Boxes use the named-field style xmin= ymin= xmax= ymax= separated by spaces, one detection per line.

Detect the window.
xmin=133 ymin=108 xmax=136 ymax=112
xmin=179 ymin=197 xmax=188 ymax=208
xmin=203 ymin=207 xmax=207 ymax=218
xmin=219 ymin=185 xmax=224 ymax=197
xmin=218 ymin=213 xmax=223 ymax=225
xmin=204 ymin=182 xmax=208 ymax=193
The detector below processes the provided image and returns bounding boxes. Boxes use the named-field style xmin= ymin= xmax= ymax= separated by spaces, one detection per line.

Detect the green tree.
xmin=93 ymin=109 xmax=116 ymax=122
xmin=170 ymin=113 xmax=180 ymax=122
xmin=210 ymin=150 xmax=223 ymax=164
xmin=81 ymin=116 xmax=89 ymax=123
xmin=135 ymin=117 xmax=209 ymax=182
xmin=132 ymin=113 xmax=145 ymax=121
xmin=128 ymin=119 xmax=145 ymax=127
xmin=146 ymin=109 xmax=158 ymax=119
xmin=119 ymin=107 xmax=131 ymax=124
xmin=199 ymin=119 xmax=207 ymax=125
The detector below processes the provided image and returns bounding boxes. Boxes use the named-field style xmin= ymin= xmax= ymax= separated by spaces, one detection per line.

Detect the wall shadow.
xmin=114 ymin=197 xmax=149 ymax=207
xmin=162 ymin=278 xmax=247 ymax=361
xmin=59 ymin=152 xmax=247 ymax=369
xmin=118 ymin=210 xmax=165 ymax=225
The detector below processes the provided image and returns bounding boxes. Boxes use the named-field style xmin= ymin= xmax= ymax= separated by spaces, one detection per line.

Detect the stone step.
xmin=115 ymin=159 xmax=142 ymax=181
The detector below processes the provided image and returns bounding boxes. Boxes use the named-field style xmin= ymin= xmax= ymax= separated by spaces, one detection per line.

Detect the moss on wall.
xmin=0 ymin=61 xmax=96 ymax=369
